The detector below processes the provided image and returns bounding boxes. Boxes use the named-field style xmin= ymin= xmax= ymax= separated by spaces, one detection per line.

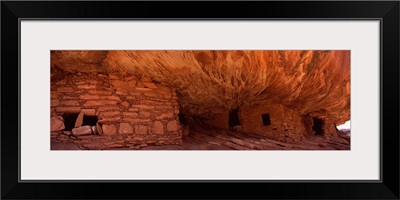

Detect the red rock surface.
xmin=51 ymin=50 xmax=350 ymax=125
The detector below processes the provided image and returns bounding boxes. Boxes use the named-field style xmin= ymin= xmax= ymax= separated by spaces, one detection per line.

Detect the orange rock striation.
xmin=52 ymin=50 xmax=350 ymax=126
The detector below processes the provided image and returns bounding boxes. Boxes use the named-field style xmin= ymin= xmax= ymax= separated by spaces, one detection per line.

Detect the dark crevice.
xmin=178 ymin=112 xmax=187 ymax=126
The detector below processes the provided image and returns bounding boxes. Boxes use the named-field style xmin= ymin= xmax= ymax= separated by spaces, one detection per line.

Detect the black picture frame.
xmin=1 ymin=1 xmax=399 ymax=199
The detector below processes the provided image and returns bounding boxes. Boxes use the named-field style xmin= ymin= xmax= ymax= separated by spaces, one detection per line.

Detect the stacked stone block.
xmin=50 ymin=72 xmax=182 ymax=150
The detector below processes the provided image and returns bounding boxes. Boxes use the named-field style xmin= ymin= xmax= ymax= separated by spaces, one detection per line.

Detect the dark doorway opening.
xmin=62 ymin=113 xmax=79 ymax=131
xmin=62 ymin=113 xmax=98 ymax=131
xmin=229 ymin=108 xmax=240 ymax=127
xmin=262 ymin=113 xmax=271 ymax=126
xmin=312 ymin=117 xmax=324 ymax=135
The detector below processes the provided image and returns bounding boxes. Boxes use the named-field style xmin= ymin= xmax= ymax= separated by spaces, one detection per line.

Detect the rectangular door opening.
xmin=312 ymin=117 xmax=324 ymax=135
xmin=229 ymin=108 xmax=240 ymax=127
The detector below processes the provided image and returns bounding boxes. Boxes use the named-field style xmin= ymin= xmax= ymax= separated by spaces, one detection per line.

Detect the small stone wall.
xmin=239 ymin=104 xmax=306 ymax=142
xmin=50 ymin=72 xmax=182 ymax=150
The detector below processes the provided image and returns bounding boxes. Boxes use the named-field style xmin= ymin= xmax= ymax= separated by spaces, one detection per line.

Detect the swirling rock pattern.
xmin=51 ymin=50 xmax=350 ymax=125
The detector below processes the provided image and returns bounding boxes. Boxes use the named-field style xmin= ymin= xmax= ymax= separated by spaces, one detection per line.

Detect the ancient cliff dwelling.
xmin=50 ymin=50 xmax=351 ymax=150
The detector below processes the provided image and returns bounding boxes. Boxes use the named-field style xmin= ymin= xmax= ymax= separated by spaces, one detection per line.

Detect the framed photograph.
xmin=2 ymin=1 xmax=399 ymax=199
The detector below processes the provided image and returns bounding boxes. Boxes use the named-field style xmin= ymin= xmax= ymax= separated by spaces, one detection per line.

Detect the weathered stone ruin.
xmin=51 ymin=50 xmax=350 ymax=150
xmin=204 ymin=105 xmax=340 ymax=143
xmin=51 ymin=72 xmax=182 ymax=149
xmin=205 ymin=104 xmax=307 ymax=142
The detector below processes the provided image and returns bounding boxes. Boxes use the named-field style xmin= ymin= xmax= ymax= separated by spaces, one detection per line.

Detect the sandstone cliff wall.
xmin=51 ymin=50 xmax=351 ymax=125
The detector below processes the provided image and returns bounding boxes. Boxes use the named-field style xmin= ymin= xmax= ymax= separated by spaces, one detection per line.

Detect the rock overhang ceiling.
xmin=51 ymin=50 xmax=350 ymax=125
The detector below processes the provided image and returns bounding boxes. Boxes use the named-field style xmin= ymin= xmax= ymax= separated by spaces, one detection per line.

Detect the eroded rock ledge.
xmin=51 ymin=50 xmax=350 ymax=146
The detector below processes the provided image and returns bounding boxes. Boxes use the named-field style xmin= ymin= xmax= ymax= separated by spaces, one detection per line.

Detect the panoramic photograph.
xmin=50 ymin=50 xmax=350 ymax=150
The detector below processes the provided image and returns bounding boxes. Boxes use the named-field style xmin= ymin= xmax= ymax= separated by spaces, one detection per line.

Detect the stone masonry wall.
xmin=239 ymin=104 xmax=307 ymax=142
xmin=50 ymin=72 xmax=182 ymax=150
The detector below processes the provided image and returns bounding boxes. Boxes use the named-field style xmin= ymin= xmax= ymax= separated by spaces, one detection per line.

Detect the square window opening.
xmin=262 ymin=113 xmax=271 ymax=126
